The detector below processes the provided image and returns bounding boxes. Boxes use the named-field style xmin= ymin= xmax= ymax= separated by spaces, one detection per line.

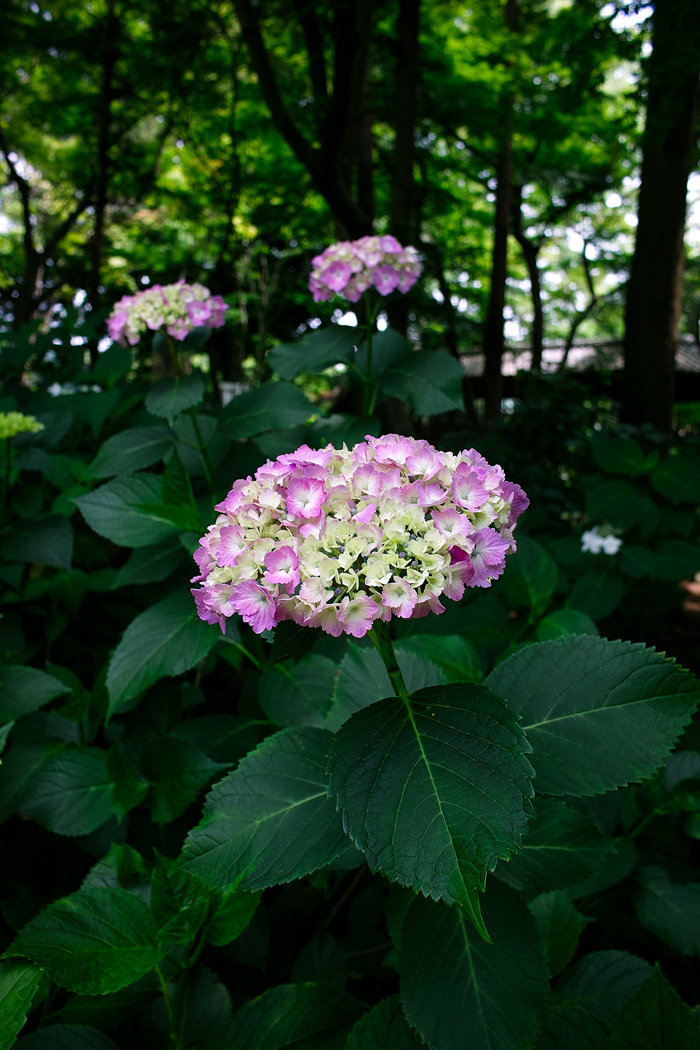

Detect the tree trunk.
xmin=622 ymin=0 xmax=700 ymax=430
xmin=482 ymin=139 xmax=513 ymax=420
xmin=389 ymin=0 xmax=420 ymax=246
xmin=511 ymin=184 xmax=544 ymax=371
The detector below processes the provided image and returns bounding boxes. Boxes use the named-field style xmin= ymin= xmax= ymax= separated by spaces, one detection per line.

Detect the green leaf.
xmin=608 ymin=967 xmax=699 ymax=1050
xmin=19 ymin=747 xmax=115 ymax=836
xmin=502 ymin=536 xmax=558 ymax=619
xmin=535 ymin=1004 xmax=609 ymax=1050
xmin=207 ymin=889 xmax=261 ymax=947
xmin=135 ymin=502 xmax=203 ymax=532
xmin=378 ymin=350 xmax=464 ymax=415
xmin=529 ymin=890 xmax=586 ymax=976
xmin=219 ymin=382 xmax=314 ymax=439
xmin=89 ymin=344 xmax=132 ymax=389
xmin=15 ymin=1024 xmax=120 ymax=1049
xmin=107 ymin=746 xmax=148 ymax=817
xmin=590 ymin=436 xmax=648 ymax=475
xmin=556 ymin=950 xmax=654 ymax=1024
xmin=0 ymin=960 xmax=42 ymax=1050
xmin=327 ymin=683 xmax=534 ymax=929
xmin=267 ymin=326 xmax=358 ymax=380
xmin=634 ymin=865 xmax=700 ymax=955
xmin=401 ymin=882 xmax=549 ymax=1050
xmin=0 ymin=723 xmax=12 ymax=756
xmin=182 ymin=727 xmax=348 ymax=891
xmin=106 ymin=591 xmax=219 ymax=716
xmin=145 ymin=374 xmax=205 ymax=423
xmin=161 ymin=447 xmax=197 ymax=508
xmin=88 ymin=426 xmax=173 ymax=479
xmin=651 ymin=455 xmax=700 ymax=503
xmin=230 ymin=982 xmax=365 ymax=1050
xmin=496 ymin=798 xmax=614 ymax=897
xmin=150 ymin=853 xmax=210 ymax=943
xmin=653 ymin=539 xmax=700 ymax=582
xmin=257 ymin=655 xmax=338 ymax=728
xmin=6 ymin=887 xmax=163 ymax=994
xmin=535 ymin=609 xmax=599 ymax=641
xmin=618 ymin=545 xmax=658 ymax=580
xmin=566 ymin=566 xmax=624 ymax=621
xmin=82 ymin=843 xmax=150 ymax=897
xmin=0 ymin=516 xmax=73 ymax=570
xmin=395 ymin=634 xmax=482 ymax=684
xmin=170 ymin=714 xmax=265 ymax=764
xmin=75 ymin=474 xmax=180 ymax=548
xmin=0 ymin=666 xmax=71 ymax=723
xmin=345 ymin=996 xmax=423 ymax=1050
xmin=0 ymin=741 xmax=66 ymax=822
xmin=485 ymin=636 xmax=700 ymax=796
xmin=585 ymin=481 xmax=649 ymax=531
xmin=113 ymin=538 xmax=185 ymax=587
xmin=269 ymin=621 xmax=322 ymax=667
xmin=140 ymin=738 xmax=228 ymax=823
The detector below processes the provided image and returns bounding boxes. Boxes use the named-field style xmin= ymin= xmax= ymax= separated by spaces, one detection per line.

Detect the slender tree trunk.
xmin=482 ymin=0 xmax=520 ymax=420
xmin=511 ymin=185 xmax=543 ymax=371
xmin=482 ymin=139 xmax=513 ymax=419
xmin=88 ymin=0 xmax=118 ymax=329
xmin=389 ymin=0 xmax=420 ymax=246
xmin=622 ymin=0 xmax=700 ymax=430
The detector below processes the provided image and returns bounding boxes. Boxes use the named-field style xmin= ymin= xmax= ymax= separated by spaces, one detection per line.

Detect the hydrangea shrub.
xmin=107 ymin=280 xmax=227 ymax=346
xmin=310 ymin=235 xmax=421 ymax=303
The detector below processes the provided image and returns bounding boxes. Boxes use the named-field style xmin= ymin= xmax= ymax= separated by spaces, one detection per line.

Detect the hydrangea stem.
xmin=368 ymin=620 xmax=409 ymax=701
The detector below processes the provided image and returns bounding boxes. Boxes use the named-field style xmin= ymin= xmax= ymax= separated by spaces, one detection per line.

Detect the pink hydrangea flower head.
xmin=106 ymin=281 xmax=228 ymax=347
xmin=309 ymin=236 xmax=422 ymax=303
xmin=192 ymin=437 xmax=527 ymax=639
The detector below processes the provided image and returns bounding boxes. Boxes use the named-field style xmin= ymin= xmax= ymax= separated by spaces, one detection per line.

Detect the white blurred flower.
xmin=581 ymin=527 xmax=623 ymax=556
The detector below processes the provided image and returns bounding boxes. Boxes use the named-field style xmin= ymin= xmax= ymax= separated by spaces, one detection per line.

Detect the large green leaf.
xmin=534 ymin=1004 xmax=609 ymax=1050
xmin=257 ymin=655 xmax=339 ymax=728
xmin=485 ymin=636 xmax=700 ymax=796
xmin=566 ymin=566 xmax=624 ymax=621
xmin=88 ymin=426 xmax=173 ymax=478
xmin=496 ymin=798 xmax=614 ymax=897
xmin=112 ymin=538 xmax=185 ymax=587
xmin=145 ymin=374 xmax=205 ymax=423
xmin=590 ymin=435 xmax=649 ymax=476
xmin=0 ymin=741 xmax=66 ymax=822
xmin=267 ymin=326 xmax=359 ymax=380
xmin=219 ymin=382 xmax=314 ymax=439
xmin=633 ymin=865 xmax=700 ymax=955
xmin=230 ymin=982 xmax=365 ymax=1050
xmin=268 ymin=621 xmax=322 ymax=667
xmin=651 ymin=455 xmax=700 ymax=504
xmin=327 ymin=683 xmax=534 ymax=930
xmin=501 ymin=536 xmax=557 ymax=620
xmin=608 ymin=967 xmax=699 ymax=1050
xmin=74 ymin=475 xmax=180 ymax=548
xmin=345 ymin=996 xmax=423 ymax=1050
xmin=15 ymin=1025 xmax=120 ymax=1050
xmin=395 ymin=634 xmax=482 ymax=684
xmin=182 ymin=727 xmax=348 ymax=891
xmin=556 ymin=951 xmax=653 ymax=1024
xmin=378 ymin=350 xmax=464 ymax=415
xmin=0 ymin=666 xmax=70 ymax=724
xmin=401 ymin=882 xmax=549 ymax=1050
xmin=106 ymin=591 xmax=218 ymax=716
xmin=0 ymin=516 xmax=73 ymax=570
xmin=140 ymin=737 xmax=228 ymax=823
xmin=535 ymin=609 xmax=599 ymax=642
xmin=7 ymin=887 xmax=162 ymax=994
xmin=19 ymin=747 xmax=115 ymax=836
xmin=0 ymin=960 xmax=42 ymax=1050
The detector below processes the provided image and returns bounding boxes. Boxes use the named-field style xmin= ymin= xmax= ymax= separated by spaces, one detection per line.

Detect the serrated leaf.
xmin=0 ymin=516 xmax=73 ymax=570
xmin=88 ymin=426 xmax=173 ymax=479
xmin=140 ymin=738 xmax=228 ymax=823
xmin=378 ymin=350 xmax=464 ymax=415
xmin=106 ymin=591 xmax=218 ymax=716
xmin=15 ymin=1024 xmax=120 ymax=1049
xmin=485 ymin=636 xmax=700 ymax=796
xmin=0 ymin=959 xmax=42 ymax=1050
xmin=145 ymin=374 xmax=205 ymax=423
xmin=6 ymin=887 xmax=163 ymax=994
xmin=0 ymin=666 xmax=71 ymax=723
xmin=529 ymin=890 xmax=586 ymax=976
xmin=75 ymin=475 xmax=180 ymax=548
xmin=401 ymin=882 xmax=549 ymax=1050
xmin=182 ymin=727 xmax=348 ymax=891
xmin=19 ymin=747 xmax=115 ymax=836
xmin=634 ymin=865 xmax=700 ymax=955
xmin=218 ymin=382 xmax=313 ymax=439
xmin=556 ymin=951 xmax=653 ymax=1024
xmin=496 ymin=798 xmax=614 ymax=897
xmin=113 ymin=539 xmax=185 ymax=587
xmin=345 ymin=995 xmax=423 ymax=1050
xmin=267 ymin=327 xmax=358 ymax=380
xmin=327 ymin=683 xmax=534 ymax=925
xmin=230 ymin=982 xmax=365 ymax=1050
xmin=608 ymin=967 xmax=699 ymax=1050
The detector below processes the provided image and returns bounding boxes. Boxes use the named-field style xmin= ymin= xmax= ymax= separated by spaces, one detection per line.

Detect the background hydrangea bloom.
xmin=192 ymin=435 xmax=528 ymax=638
xmin=309 ymin=235 xmax=422 ymax=303
xmin=107 ymin=280 xmax=228 ymax=346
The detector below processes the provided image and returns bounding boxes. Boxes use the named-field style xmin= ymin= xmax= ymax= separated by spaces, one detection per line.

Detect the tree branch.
xmin=291 ymin=0 xmax=328 ymax=110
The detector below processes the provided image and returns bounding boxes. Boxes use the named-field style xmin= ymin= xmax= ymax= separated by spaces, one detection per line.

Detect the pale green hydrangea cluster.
xmin=0 ymin=413 xmax=44 ymax=441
